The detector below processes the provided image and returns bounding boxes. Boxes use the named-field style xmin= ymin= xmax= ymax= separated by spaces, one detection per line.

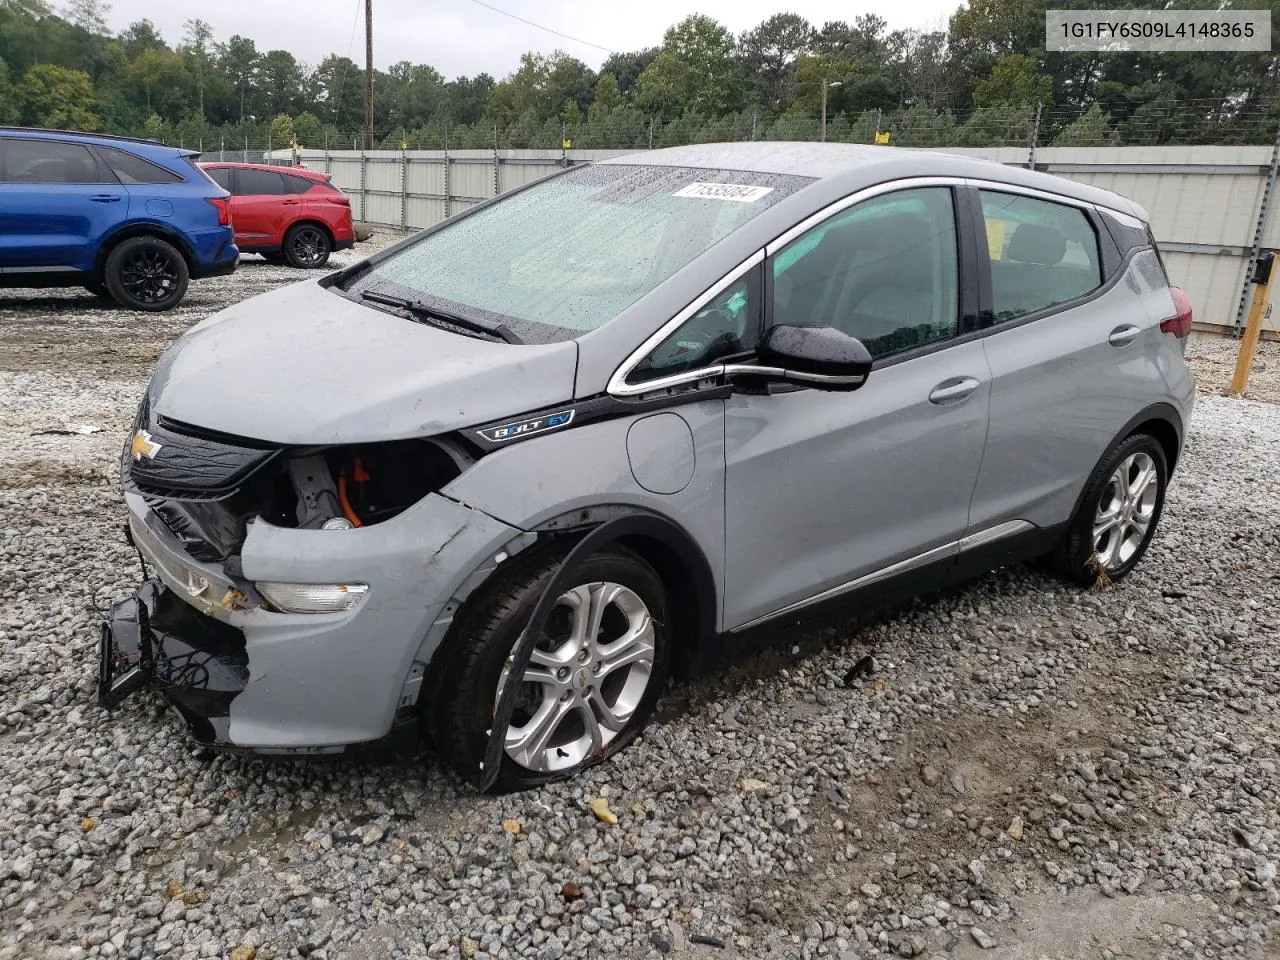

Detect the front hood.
xmin=150 ymin=280 xmax=579 ymax=444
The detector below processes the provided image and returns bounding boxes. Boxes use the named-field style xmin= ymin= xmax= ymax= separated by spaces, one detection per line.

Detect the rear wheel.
xmin=103 ymin=236 xmax=189 ymax=312
xmin=282 ymin=224 xmax=331 ymax=269
xmin=428 ymin=544 xmax=670 ymax=792
xmin=1049 ymin=433 xmax=1168 ymax=585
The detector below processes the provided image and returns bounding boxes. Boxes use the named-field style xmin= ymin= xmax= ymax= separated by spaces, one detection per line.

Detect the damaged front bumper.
xmin=99 ymin=579 xmax=250 ymax=746
xmin=99 ymin=486 xmax=523 ymax=754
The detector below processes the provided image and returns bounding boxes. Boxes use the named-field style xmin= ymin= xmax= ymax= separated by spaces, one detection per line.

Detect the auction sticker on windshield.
xmin=674 ymin=182 xmax=775 ymax=203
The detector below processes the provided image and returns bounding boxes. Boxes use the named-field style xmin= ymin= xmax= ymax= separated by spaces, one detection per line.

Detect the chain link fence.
xmin=164 ymin=98 xmax=1280 ymax=158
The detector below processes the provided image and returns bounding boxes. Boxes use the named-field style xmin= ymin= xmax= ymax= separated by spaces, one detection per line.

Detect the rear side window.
xmin=0 ymin=138 xmax=105 ymax=184
xmin=1145 ymin=226 xmax=1170 ymax=283
xmin=235 ymin=169 xmax=288 ymax=196
xmin=283 ymin=173 xmax=317 ymax=193
xmin=204 ymin=167 xmax=233 ymax=190
xmin=980 ymin=191 xmax=1102 ymax=322
xmin=97 ymin=146 xmax=183 ymax=184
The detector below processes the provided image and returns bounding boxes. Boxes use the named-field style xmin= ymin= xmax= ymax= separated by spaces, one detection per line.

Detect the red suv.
xmin=200 ymin=162 xmax=354 ymax=269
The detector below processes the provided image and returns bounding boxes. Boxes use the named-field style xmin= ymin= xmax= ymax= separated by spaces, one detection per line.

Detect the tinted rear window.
xmin=98 ymin=146 xmax=183 ymax=184
xmin=0 ymin=138 xmax=106 ymax=183
xmin=203 ymin=166 xmax=232 ymax=190
xmin=235 ymin=169 xmax=288 ymax=196
xmin=284 ymin=173 xmax=318 ymax=193
xmin=352 ymin=164 xmax=812 ymax=343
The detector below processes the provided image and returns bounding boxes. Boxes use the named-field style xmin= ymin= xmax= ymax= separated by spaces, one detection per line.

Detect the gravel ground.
xmin=2 ymin=249 xmax=1279 ymax=960
xmin=1185 ymin=332 xmax=1280 ymax=405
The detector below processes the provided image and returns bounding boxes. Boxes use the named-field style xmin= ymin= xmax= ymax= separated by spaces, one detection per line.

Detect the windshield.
xmin=348 ymin=164 xmax=813 ymax=344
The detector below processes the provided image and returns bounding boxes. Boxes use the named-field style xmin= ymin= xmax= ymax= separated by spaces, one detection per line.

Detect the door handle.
xmin=281 ymin=198 xmax=300 ymax=205
xmin=1108 ymin=324 xmax=1142 ymax=347
xmin=928 ymin=377 xmax=981 ymax=405
xmin=90 ymin=195 xmax=122 ymax=203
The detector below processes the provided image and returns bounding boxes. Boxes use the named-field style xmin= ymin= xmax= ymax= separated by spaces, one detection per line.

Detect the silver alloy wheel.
xmin=1092 ymin=451 xmax=1159 ymax=570
xmin=497 ymin=581 xmax=655 ymax=773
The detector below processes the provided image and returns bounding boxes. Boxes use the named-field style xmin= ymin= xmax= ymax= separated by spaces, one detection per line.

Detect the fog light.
xmin=256 ymin=581 xmax=369 ymax=614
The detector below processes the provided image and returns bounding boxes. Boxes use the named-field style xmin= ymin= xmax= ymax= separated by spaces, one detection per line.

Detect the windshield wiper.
xmin=358 ymin=289 xmax=523 ymax=344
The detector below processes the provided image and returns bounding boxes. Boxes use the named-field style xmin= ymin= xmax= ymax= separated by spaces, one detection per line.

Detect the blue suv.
xmin=0 ymin=128 xmax=238 ymax=311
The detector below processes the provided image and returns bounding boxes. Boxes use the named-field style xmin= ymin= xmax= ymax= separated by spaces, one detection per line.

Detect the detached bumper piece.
xmin=98 ymin=579 xmax=250 ymax=747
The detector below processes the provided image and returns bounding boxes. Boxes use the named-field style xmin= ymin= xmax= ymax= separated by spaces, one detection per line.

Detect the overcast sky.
xmin=104 ymin=0 xmax=960 ymax=79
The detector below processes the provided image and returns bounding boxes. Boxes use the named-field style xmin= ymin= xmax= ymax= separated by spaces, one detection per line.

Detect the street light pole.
xmin=821 ymin=79 xmax=842 ymax=142
xmin=364 ymin=0 xmax=374 ymax=150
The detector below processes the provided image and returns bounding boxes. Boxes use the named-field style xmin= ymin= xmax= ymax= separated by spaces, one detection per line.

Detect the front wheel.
xmin=1049 ymin=433 xmax=1168 ymax=585
xmin=428 ymin=545 xmax=670 ymax=792
xmin=103 ymin=236 xmax=189 ymax=312
xmin=283 ymin=224 xmax=331 ymax=269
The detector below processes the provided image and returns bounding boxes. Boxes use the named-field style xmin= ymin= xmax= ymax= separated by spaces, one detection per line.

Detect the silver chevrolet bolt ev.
xmin=100 ymin=143 xmax=1195 ymax=791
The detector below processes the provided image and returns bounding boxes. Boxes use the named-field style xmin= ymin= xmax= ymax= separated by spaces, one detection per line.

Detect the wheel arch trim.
xmin=287 ymin=219 xmax=336 ymax=245
xmin=94 ymin=221 xmax=198 ymax=278
xmin=1066 ymin=402 xmax=1184 ymax=529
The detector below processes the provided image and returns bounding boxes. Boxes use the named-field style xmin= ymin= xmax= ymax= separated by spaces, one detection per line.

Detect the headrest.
xmin=823 ymin=213 xmax=938 ymax=258
xmin=1006 ymin=223 xmax=1066 ymax=266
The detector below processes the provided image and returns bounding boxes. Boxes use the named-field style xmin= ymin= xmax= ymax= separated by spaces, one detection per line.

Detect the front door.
xmin=723 ymin=185 xmax=991 ymax=631
xmin=0 ymin=137 xmax=127 ymax=272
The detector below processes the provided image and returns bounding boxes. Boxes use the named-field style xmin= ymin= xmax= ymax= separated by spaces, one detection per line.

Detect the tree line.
xmin=1 ymin=0 xmax=1278 ymax=152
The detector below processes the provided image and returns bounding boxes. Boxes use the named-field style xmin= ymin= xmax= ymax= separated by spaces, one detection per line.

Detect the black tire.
xmin=1048 ymin=433 xmax=1168 ymax=586
xmin=282 ymin=223 xmax=332 ymax=269
xmin=103 ymin=236 xmax=189 ymax=312
xmin=427 ymin=543 xmax=670 ymax=792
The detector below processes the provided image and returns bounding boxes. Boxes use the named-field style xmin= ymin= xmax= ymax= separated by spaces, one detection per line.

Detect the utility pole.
xmin=821 ymin=79 xmax=842 ymax=142
xmin=1028 ymin=101 xmax=1043 ymax=169
xmin=364 ymin=0 xmax=374 ymax=150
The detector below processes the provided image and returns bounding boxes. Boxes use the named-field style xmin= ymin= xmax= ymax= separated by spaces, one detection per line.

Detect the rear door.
xmin=0 ymin=137 xmax=127 ymax=272
xmin=227 ymin=167 xmax=294 ymax=247
xmin=967 ymin=185 xmax=1172 ymax=537
xmin=287 ymin=171 xmax=343 ymax=234
xmin=94 ymin=145 xmax=187 ymax=225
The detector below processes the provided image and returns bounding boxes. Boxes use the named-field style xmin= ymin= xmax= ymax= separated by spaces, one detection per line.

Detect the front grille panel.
xmin=129 ymin=420 xmax=279 ymax=496
xmin=123 ymin=403 xmax=286 ymax=562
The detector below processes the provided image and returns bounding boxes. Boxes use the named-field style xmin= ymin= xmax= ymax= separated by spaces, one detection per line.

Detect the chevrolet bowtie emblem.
xmin=130 ymin=429 xmax=162 ymax=461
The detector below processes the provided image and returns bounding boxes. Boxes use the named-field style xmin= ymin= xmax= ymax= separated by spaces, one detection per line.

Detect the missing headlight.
xmin=281 ymin=438 xmax=472 ymax=530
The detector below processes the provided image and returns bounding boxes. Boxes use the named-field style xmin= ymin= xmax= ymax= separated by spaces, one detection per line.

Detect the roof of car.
xmin=599 ymin=141 xmax=1145 ymax=219
xmin=201 ymin=160 xmax=325 ymax=179
xmin=0 ymin=126 xmax=162 ymax=146
xmin=0 ymin=127 xmax=199 ymax=164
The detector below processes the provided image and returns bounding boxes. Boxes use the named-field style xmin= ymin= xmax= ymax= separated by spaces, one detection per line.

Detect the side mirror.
xmin=745 ymin=324 xmax=873 ymax=391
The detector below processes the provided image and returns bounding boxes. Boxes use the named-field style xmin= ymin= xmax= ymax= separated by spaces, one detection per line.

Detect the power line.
xmin=332 ymin=0 xmax=364 ymax=127
xmin=462 ymin=0 xmax=614 ymax=54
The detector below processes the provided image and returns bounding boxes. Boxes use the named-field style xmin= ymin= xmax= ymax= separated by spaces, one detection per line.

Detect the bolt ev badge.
xmin=130 ymin=429 xmax=162 ymax=461
xmin=476 ymin=409 xmax=575 ymax=444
